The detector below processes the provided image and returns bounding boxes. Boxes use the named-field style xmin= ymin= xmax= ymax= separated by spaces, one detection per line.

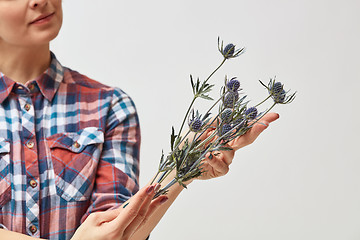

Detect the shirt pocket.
xmin=0 ymin=138 xmax=11 ymax=207
xmin=47 ymin=127 xmax=104 ymax=202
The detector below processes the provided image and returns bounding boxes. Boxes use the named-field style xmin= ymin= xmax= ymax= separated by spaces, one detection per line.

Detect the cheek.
xmin=0 ymin=10 xmax=26 ymax=40
xmin=52 ymin=0 xmax=63 ymax=29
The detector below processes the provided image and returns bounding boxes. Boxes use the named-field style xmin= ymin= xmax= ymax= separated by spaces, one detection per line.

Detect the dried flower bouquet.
xmin=151 ymin=38 xmax=296 ymax=198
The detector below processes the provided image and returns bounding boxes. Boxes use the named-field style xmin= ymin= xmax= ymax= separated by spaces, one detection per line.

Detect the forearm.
xmin=0 ymin=229 xmax=47 ymax=239
xmin=130 ymin=170 xmax=192 ymax=240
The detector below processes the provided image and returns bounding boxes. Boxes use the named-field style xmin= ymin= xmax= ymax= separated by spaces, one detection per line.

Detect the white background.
xmin=52 ymin=0 xmax=360 ymax=239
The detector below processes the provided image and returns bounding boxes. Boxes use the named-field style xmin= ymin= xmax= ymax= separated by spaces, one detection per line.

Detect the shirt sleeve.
xmin=81 ymin=88 xmax=141 ymax=223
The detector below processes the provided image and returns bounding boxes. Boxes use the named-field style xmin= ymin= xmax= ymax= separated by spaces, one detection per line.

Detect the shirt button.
xmin=27 ymin=141 xmax=35 ymax=149
xmin=28 ymin=84 xmax=35 ymax=91
xmin=29 ymin=179 xmax=37 ymax=188
xmin=29 ymin=225 xmax=37 ymax=234
xmin=73 ymin=141 xmax=81 ymax=148
xmin=18 ymin=85 xmax=24 ymax=90
xmin=24 ymin=103 xmax=31 ymax=111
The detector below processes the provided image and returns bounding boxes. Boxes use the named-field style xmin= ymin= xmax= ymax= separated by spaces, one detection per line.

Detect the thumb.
xmin=231 ymin=112 xmax=279 ymax=150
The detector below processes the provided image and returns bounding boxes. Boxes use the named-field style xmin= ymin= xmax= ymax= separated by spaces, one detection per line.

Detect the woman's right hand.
xmin=71 ymin=184 xmax=167 ymax=240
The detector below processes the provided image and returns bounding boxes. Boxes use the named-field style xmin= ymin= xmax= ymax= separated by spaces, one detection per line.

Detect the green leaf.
xmin=196 ymin=78 xmax=200 ymax=93
xmin=259 ymin=80 xmax=268 ymax=89
xmin=158 ymin=150 xmax=165 ymax=169
xmin=217 ymin=146 xmax=234 ymax=151
xmin=190 ymin=75 xmax=195 ymax=95
xmin=174 ymin=137 xmax=181 ymax=150
xmin=170 ymin=127 xmax=177 ymax=151
xmin=199 ymin=94 xmax=213 ymax=100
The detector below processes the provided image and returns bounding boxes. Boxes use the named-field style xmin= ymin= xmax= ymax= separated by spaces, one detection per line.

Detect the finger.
xmin=90 ymin=208 xmax=121 ymax=225
xmin=107 ymin=184 xmax=157 ymax=234
xmin=205 ymin=151 xmax=231 ymax=176
xmin=230 ymin=112 xmax=279 ymax=150
xmin=122 ymin=184 xmax=161 ymax=238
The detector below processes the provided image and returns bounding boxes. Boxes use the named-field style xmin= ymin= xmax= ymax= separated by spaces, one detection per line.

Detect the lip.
xmin=30 ymin=12 xmax=55 ymax=25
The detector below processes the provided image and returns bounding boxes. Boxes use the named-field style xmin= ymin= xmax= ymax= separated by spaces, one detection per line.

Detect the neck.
xmin=0 ymin=43 xmax=51 ymax=84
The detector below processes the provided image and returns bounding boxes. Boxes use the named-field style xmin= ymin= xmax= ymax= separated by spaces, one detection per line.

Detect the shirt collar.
xmin=36 ymin=52 xmax=64 ymax=102
xmin=0 ymin=73 xmax=16 ymax=104
xmin=0 ymin=52 xmax=64 ymax=104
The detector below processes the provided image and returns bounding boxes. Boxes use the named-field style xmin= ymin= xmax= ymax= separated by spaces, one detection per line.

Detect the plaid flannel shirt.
xmin=0 ymin=53 xmax=140 ymax=239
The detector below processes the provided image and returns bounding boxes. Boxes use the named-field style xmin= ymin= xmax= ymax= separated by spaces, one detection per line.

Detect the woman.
xmin=0 ymin=0 xmax=279 ymax=239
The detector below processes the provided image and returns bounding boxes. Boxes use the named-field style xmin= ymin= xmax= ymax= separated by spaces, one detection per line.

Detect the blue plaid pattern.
xmin=0 ymin=53 xmax=141 ymax=239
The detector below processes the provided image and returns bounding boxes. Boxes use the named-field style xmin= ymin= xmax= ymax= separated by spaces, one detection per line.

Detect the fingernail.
xmin=276 ymin=113 xmax=280 ymax=119
xmin=208 ymin=153 xmax=213 ymax=160
xmin=154 ymin=183 xmax=161 ymax=192
xmin=146 ymin=185 xmax=154 ymax=194
xmin=160 ymin=196 xmax=169 ymax=205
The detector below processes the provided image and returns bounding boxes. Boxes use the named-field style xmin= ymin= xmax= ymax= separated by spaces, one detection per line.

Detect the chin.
xmin=28 ymin=25 xmax=62 ymax=46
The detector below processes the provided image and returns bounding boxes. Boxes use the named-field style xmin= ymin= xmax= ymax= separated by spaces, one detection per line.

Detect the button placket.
xmin=19 ymin=96 xmax=40 ymax=235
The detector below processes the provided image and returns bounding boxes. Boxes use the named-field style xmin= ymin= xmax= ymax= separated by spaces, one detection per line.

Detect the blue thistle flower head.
xmin=223 ymin=91 xmax=239 ymax=108
xmin=189 ymin=118 xmax=203 ymax=132
xmin=221 ymin=108 xmax=233 ymax=123
xmin=271 ymin=82 xmax=283 ymax=95
xmin=220 ymin=123 xmax=233 ymax=136
xmin=260 ymin=78 xmax=296 ymax=104
xmin=274 ymin=90 xmax=286 ymax=103
xmin=245 ymin=107 xmax=258 ymax=120
xmin=218 ymin=37 xmax=245 ymax=59
xmin=223 ymin=44 xmax=235 ymax=58
xmin=227 ymin=78 xmax=240 ymax=92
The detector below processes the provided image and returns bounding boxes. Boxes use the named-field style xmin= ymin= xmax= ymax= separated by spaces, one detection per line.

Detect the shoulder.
xmin=62 ymin=66 xmax=111 ymax=91
xmin=60 ymin=67 xmax=132 ymax=103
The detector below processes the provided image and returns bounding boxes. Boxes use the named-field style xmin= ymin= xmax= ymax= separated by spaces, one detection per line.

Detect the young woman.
xmin=0 ymin=0 xmax=279 ymax=239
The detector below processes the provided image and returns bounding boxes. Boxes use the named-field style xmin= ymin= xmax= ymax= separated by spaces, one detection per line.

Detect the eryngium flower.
xmin=245 ymin=107 xmax=258 ymax=119
xmin=218 ymin=37 xmax=245 ymax=59
xmin=221 ymin=108 xmax=233 ymax=123
xmin=232 ymin=118 xmax=246 ymax=130
xmin=223 ymin=91 xmax=239 ymax=108
xmin=260 ymin=78 xmax=296 ymax=104
xmin=223 ymin=44 xmax=235 ymax=58
xmin=152 ymin=38 xmax=296 ymax=199
xmin=274 ymin=90 xmax=286 ymax=103
xmin=271 ymin=82 xmax=283 ymax=95
xmin=220 ymin=123 xmax=232 ymax=136
xmin=189 ymin=118 xmax=203 ymax=132
xmin=227 ymin=78 xmax=240 ymax=92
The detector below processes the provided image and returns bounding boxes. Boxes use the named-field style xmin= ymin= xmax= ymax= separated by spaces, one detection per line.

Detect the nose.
xmin=29 ymin=0 xmax=48 ymax=9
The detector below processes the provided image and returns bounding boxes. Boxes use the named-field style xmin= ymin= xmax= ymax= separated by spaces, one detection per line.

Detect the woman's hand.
xmin=71 ymin=184 xmax=168 ymax=240
xmin=197 ymin=112 xmax=280 ymax=180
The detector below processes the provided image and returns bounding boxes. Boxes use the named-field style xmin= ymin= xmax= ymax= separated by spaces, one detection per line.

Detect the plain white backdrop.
xmin=52 ymin=0 xmax=360 ymax=239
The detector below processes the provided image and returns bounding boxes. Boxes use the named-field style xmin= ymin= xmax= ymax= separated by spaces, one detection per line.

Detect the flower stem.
xmin=204 ymin=58 xmax=226 ymax=84
xmin=254 ymin=95 xmax=271 ymax=108
xmin=154 ymin=178 xmax=177 ymax=198
xmin=178 ymin=97 xmax=196 ymax=137
xmin=150 ymin=171 xmax=160 ymax=185
xmin=157 ymin=164 xmax=175 ymax=184
xmin=204 ymin=91 xmax=227 ymax=119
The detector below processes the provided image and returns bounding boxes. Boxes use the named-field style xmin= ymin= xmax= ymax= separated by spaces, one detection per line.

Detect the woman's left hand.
xmin=197 ymin=112 xmax=280 ymax=180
